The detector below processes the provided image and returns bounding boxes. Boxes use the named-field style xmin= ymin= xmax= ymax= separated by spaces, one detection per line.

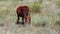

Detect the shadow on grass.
xmin=16 ymin=21 xmax=24 ymax=25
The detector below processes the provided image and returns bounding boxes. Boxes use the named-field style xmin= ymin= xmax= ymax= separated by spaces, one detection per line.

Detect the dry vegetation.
xmin=0 ymin=0 xmax=60 ymax=34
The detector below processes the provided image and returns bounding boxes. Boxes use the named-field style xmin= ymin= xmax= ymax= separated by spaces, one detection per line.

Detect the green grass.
xmin=57 ymin=0 xmax=60 ymax=7
xmin=0 ymin=9 xmax=10 ymax=24
xmin=31 ymin=1 xmax=42 ymax=13
xmin=0 ymin=0 xmax=60 ymax=34
xmin=55 ymin=19 xmax=60 ymax=26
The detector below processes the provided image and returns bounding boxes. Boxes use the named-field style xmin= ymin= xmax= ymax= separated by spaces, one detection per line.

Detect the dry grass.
xmin=0 ymin=0 xmax=60 ymax=34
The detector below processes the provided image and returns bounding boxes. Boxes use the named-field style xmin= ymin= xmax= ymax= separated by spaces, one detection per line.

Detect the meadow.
xmin=0 ymin=0 xmax=60 ymax=34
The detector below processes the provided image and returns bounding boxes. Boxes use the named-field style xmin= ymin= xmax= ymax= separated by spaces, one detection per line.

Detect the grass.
xmin=0 ymin=0 xmax=60 ymax=34
xmin=31 ymin=1 xmax=42 ymax=13
xmin=0 ymin=9 xmax=10 ymax=24
xmin=57 ymin=0 xmax=60 ymax=8
xmin=55 ymin=19 xmax=60 ymax=26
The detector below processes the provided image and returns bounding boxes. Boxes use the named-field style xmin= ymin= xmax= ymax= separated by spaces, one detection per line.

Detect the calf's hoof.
xmin=22 ymin=22 xmax=24 ymax=25
xmin=16 ymin=21 xmax=19 ymax=24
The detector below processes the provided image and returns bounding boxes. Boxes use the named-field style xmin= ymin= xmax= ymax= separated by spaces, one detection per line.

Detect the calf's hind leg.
xmin=22 ymin=17 xmax=24 ymax=25
xmin=17 ymin=15 xmax=20 ymax=24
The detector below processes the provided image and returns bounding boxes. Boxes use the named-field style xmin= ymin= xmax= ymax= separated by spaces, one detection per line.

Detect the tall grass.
xmin=0 ymin=9 xmax=10 ymax=24
xmin=30 ymin=0 xmax=42 ymax=13
xmin=57 ymin=0 xmax=60 ymax=7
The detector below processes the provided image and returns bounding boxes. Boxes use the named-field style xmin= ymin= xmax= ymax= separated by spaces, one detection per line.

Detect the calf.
xmin=16 ymin=6 xmax=31 ymax=25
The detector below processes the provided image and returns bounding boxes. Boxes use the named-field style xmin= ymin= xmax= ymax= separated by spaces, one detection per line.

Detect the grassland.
xmin=0 ymin=0 xmax=60 ymax=34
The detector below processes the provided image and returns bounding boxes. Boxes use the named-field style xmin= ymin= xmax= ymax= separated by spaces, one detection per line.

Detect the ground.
xmin=0 ymin=0 xmax=60 ymax=34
